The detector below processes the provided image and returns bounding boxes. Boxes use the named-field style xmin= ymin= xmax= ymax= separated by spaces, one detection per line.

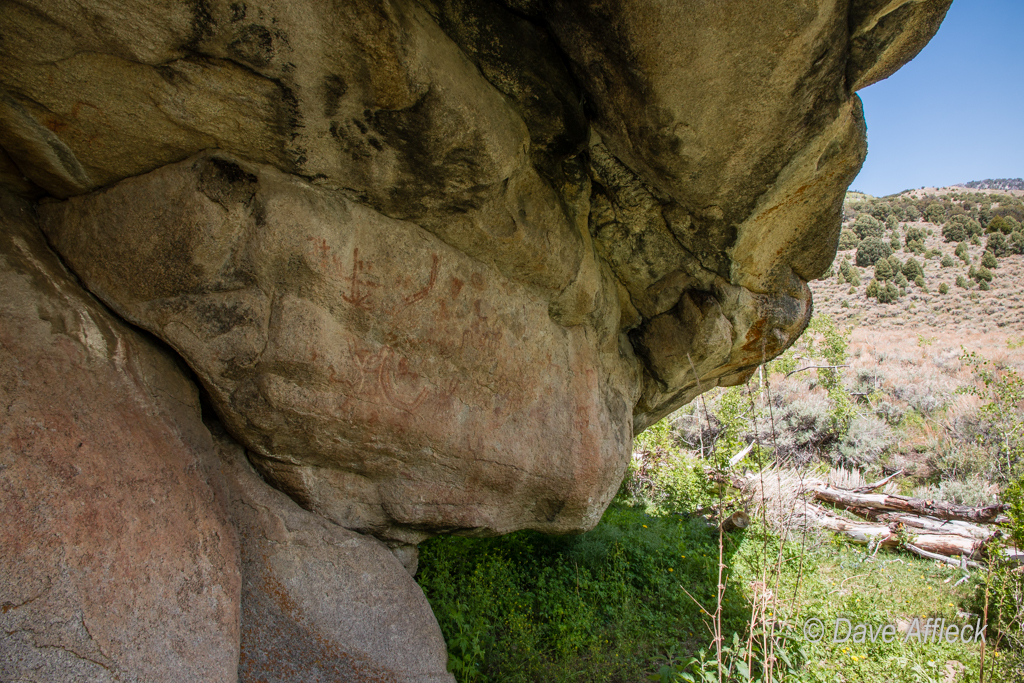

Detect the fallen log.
xmin=797 ymin=503 xmax=985 ymax=560
xmin=848 ymin=508 xmax=995 ymax=541
xmin=904 ymin=543 xmax=983 ymax=569
xmin=720 ymin=510 xmax=750 ymax=532
xmin=809 ymin=485 xmax=1008 ymax=524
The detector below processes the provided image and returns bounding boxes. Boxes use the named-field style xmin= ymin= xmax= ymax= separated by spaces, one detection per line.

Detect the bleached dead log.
xmin=809 ymin=485 xmax=1008 ymax=524
xmin=720 ymin=510 xmax=750 ymax=532
xmin=797 ymin=503 xmax=984 ymax=560
xmin=850 ymin=509 xmax=995 ymax=541
xmin=904 ymin=543 xmax=983 ymax=569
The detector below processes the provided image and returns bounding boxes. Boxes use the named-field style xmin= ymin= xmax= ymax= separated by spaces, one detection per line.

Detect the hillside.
xmin=958 ymin=178 xmax=1024 ymax=192
xmin=812 ymin=187 xmax=1024 ymax=333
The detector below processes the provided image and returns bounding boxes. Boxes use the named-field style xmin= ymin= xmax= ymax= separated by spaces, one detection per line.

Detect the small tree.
xmin=941 ymin=254 xmax=956 ymax=267
xmin=924 ymin=202 xmax=946 ymax=224
xmin=1011 ymin=231 xmax=1024 ymax=255
xmin=904 ymin=225 xmax=926 ymax=247
xmin=939 ymin=282 xmax=949 ymax=294
xmin=856 ymin=236 xmax=892 ymax=267
xmin=982 ymin=250 xmax=999 ymax=269
xmin=838 ymin=229 xmax=860 ymax=250
xmin=955 ymin=242 xmax=970 ymax=263
xmin=878 ymin=281 xmax=899 ymax=304
xmin=942 ymin=218 xmax=967 ymax=243
xmin=902 ymin=256 xmax=924 ymax=281
xmin=987 ymin=233 xmax=1009 ymax=257
xmin=853 ymin=214 xmax=884 ymax=239
xmin=889 ymin=231 xmax=901 ymax=251
xmin=972 ymin=265 xmax=994 ymax=283
xmin=956 ymin=274 xmax=970 ymax=289
xmin=866 ymin=278 xmax=879 ymax=299
xmin=874 ymin=259 xmax=893 ymax=280
xmin=988 ymin=215 xmax=1011 ymax=234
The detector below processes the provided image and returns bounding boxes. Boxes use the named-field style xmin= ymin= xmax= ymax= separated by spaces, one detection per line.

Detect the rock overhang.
xmin=1 ymin=0 xmax=953 ymax=539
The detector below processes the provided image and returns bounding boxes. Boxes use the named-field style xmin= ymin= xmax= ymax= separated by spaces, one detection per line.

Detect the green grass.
xmin=417 ymin=502 xmax=748 ymax=682
xmin=418 ymin=497 xmax=996 ymax=682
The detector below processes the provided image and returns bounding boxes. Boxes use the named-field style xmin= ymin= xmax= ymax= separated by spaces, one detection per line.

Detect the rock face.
xmin=205 ymin=425 xmax=454 ymax=683
xmin=1 ymin=1 xmax=953 ymax=679
xmin=3 ymin=0 xmax=951 ymax=540
xmin=0 ymin=193 xmax=241 ymax=682
xmin=0 ymin=190 xmax=455 ymax=681
xmin=39 ymin=151 xmax=636 ymax=542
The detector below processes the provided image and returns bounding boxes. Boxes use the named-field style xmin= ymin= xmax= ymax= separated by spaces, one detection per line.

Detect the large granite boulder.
xmin=0 ymin=192 xmax=241 ymax=682
xmin=2 ymin=0 xmax=952 ymax=539
xmin=0 ymin=190 xmax=455 ymax=681
xmin=205 ymin=424 xmax=454 ymax=683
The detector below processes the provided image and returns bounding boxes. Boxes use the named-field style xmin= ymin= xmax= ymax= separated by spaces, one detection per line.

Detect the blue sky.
xmin=851 ymin=0 xmax=1024 ymax=196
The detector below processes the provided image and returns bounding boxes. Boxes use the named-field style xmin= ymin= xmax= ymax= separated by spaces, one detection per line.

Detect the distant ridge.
xmin=956 ymin=178 xmax=1024 ymax=191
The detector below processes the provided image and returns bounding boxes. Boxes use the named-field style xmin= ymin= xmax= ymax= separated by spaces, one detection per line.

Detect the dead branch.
xmin=808 ymin=484 xmax=1009 ymax=524
xmin=853 ymin=469 xmax=903 ymax=493
xmin=784 ymin=364 xmax=850 ymax=378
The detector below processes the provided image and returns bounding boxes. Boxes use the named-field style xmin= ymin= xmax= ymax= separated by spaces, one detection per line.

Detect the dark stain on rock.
xmin=369 ymin=91 xmax=494 ymax=219
xmin=229 ymin=24 xmax=275 ymax=68
xmin=321 ymin=74 xmax=348 ymax=117
xmin=431 ymin=0 xmax=588 ymax=177
xmin=197 ymin=157 xmax=258 ymax=209
xmin=185 ymin=0 xmax=215 ymax=51
xmin=229 ymin=2 xmax=247 ymax=22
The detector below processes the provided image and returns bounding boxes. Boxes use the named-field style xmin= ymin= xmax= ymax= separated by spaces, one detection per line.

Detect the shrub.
xmin=889 ymin=232 xmax=901 ymax=251
xmin=942 ymin=218 xmax=967 ymax=242
xmin=895 ymin=383 xmax=947 ymax=414
xmin=1011 ymin=230 xmax=1024 ymax=255
xmin=874 ymin=401 xmax=904 ymax=425
xmin=940 ymin=254 xmax=955 ymax=267
xmin=856 ymin=236 xmax=892 ymax=266
xmin=979 ymin=280 xmax=990 ymax=291
xmin=914 ymin=274 xmax=926 ymax=289
xmin=853 ymin=214 xmax=884 ymax=239
xmin=987 ymin=233 xmax=1009 ymax=257
xmin=924 ymin=202 xmax=945 ymax=224
xmin=901 ymin=256 xmax=924 ymax=280
xmin=865 ymin=278 xmax=879 ymax=298
xmin=839 ymin=258 xmax=860 ymax=286
xmin=837 ymin=415 xmax=894 ymax=466
xmin=988 ymin=215 xmax=1011 ymax=234
xmin=971 ymin=265 xmax=993 ymax=282
xmin=771 ymin=398 xmax=835 ymax=461
xmin=874 ymin=259 xmax=893 ymax=280
xmin=904 ymin=226 xmax=926 ymax=245
xmin=982 ymin=250 xmax=999 ymax=268
xmin=955 ymin=242 xmax=970 ymax=262
xmin=838 ymin=229 xmax=860 ymax=250
xmin=893 ymin=270 xmax=908 ymax=288
xmin=939 ymin=282 xmax=949 ymax=294
xmin=956 ymin=274 xmax=970 ymax=289
xmin=878 ymin=281 xmax=899 ymax=304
